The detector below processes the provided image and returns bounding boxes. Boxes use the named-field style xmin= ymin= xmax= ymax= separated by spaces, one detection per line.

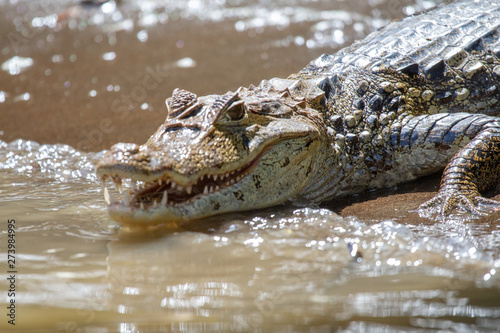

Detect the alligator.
xmin=97 ymin=0 xmax=500 ymax=225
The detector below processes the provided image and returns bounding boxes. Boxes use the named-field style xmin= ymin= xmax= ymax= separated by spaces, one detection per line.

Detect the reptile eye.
xmin=226 ymin=100 xmax=246 ymax=121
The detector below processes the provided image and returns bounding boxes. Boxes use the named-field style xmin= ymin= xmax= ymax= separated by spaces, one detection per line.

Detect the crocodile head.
xmin=96 ymin=79 xmax=328 ymax=225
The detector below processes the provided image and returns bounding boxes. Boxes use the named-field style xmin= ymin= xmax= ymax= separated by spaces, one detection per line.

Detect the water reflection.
xmin=106 ymin=208 xmax=499 ymax=331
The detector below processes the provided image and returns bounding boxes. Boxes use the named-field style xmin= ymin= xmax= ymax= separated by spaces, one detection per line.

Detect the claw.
xmin=476 ymin=197 xmax=500 ymax=212
xmin=417 ymin=190 xmax=500 ymax=220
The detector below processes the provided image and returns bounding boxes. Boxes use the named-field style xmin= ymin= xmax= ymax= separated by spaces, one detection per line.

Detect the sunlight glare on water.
xmin=1 ymin=0 xmax=500 ymax=331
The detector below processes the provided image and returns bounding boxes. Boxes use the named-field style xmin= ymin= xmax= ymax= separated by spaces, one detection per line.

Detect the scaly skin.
xmin=97 ymin=0 xmax=500 ymax=225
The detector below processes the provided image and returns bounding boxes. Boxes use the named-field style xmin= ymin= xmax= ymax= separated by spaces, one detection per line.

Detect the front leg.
xmin=418 ymin=124 xmax=500 ymax=218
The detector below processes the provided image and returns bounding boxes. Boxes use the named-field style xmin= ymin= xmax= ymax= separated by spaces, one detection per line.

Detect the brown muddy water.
xmin=1 ymin=0 xmax=500 ymax=332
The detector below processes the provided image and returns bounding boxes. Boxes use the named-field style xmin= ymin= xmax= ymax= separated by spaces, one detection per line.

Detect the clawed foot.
xmin=417 ymin=190 xmax=500 ymax=220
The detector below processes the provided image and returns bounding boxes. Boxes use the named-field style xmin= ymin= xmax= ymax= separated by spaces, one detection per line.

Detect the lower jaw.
xmin=107 ymin=194 xmax=295 ymax=227
xmin=107 ymin=204 xmax=189 ymax=226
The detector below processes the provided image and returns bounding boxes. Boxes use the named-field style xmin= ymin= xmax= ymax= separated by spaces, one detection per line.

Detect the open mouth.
xmin=99 ymin=153 xmax=262 ymax=211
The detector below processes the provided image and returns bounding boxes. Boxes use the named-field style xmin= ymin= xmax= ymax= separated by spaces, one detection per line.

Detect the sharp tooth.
xmin=100 ymin=179 xmax=105 ymax=191
xmin=172 ymin=181 xmax=177 ymax=188
xmin=225 ymin=172 xmax=230 ymax=178
xmin=115 ymin=179 xmax=123 ymax=193
xmin=159 ymin=179 xmax=162 ymax=186
xmin=177 ymin=184 xmax=183 ymax=191
xmin=186 ymin=185 xmax=192 ymax=195
xmin=230 ymin=179 xmax=235 ymax=184
xmin=104 ymin=188 xmax=112 ymax=205
xmin=203 ymin=186 xmax=208 ymax=194
xmin=200 ymin=175 xmax=205 ymax=181
xmin=209 ymin=186 xmax=214 ymax=193
xmin=123 ymin=191 xmax=130 ymax=207
xmin=153 ymin=200 xmax=158 ymax=209
xmin=215 ymin=185 xmax=220 ymax=191
xmin=140 ymin=202 xmax=145 ymax=210
xmin=214 ymin=174 xmax=218 ymax=181
xmin=161 ymin=190 xmax=168 ymax=205
xmin=131 ymin=181 xmax=137 ymax=192
xmin=165 ymin=179 xmax=170 ymax=185
xmin=236 ymin=176 xmax=241 ymax=181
